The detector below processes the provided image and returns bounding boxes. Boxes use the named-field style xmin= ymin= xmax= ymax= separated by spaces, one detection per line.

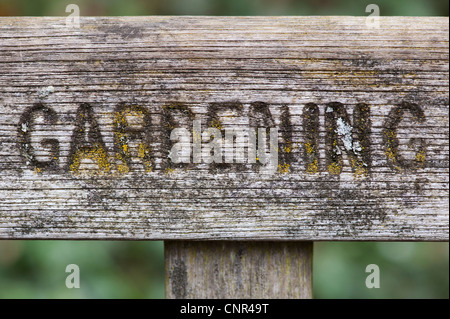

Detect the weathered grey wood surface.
xmin=165 ymin=241 xmax=313 ymax=299
xmin=0 ymin=17 xmax=448 ymax=241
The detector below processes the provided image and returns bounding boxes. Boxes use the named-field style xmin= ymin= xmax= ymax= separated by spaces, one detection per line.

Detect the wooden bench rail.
xmin=0 ymin=17 xmax=448 ymax=241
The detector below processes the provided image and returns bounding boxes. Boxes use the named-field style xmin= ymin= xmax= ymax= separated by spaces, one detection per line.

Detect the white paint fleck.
xmin=334 ymin=145 xmax=342 ymax=155
xmin=38 ymin=86 xmax=55 ymax=98
xmin=336 ymin=117 xmax=355 ymax=153
xmin=21 ymin=123 xmax=28 ymax=133
xmin=352 ymin=141 xmax=362 ymax=153
xmin=335 ymin=117 xmax=363 ymax=156
xmin=326 ymin=106 xmax=334 ymax=113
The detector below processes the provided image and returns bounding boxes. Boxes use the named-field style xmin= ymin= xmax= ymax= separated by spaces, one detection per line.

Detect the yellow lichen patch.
xmin=210 ymin=118 xmax=222 ymax=130
xmin=384 ymin=130 xmax=402 ymax=171
xmin=306 ymin=159 xmax=318 ymax=175
xmin=138 ymin=143 xmax=153 ymax=172
xmin=332 ymin=139 xmax=338 ymax=149
xmin=385 ymin=147 xmax=402 ymax=171
xmin=384 ymin=130 xmax=396 ymax=139
xmin=304 ymin=142 xmax=315 ymax=154
xmin=162 ymin=105 xmax=174 ymax=111
xmin=385 ymin=147 xmax=396 ymax=161
xmin=415 ymin=150 xmax=426 ymax=167
xmin=305 ymin=142 xmax=318 ymax=174
xmin=113 ymin=105 xmax=153 ymax=173
xmin=115 ymin=154 xmax=130 ymax=175
xmin=114 ymin=106 xmax=145 ymax=128
xmin=278 ymin=164 xmax=290 ymax=174
xmin=328 ymin=162 xmax=342 ymax=175
xmin=137 ymin=143 xmax=147 ymax=159
xmin=283 ymin=143 xmax=292 ymax=154
xmin=34 ymin=167 xmax=42 ymax=174
xmin=69 ymin=144 xmax=111 ymax=176
xmin=165 ymin=167 xmax=175 ymax=174
xmin=354 ymin=166 xmax=368 ymax=178
xmin=351 ymin=158 xmax=368 ymax=178
xmin=114 ymin=131 xmax=128 ymax=155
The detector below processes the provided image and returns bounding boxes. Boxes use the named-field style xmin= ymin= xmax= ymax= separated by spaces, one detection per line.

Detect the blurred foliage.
xmin=0 ymin=0 xmax=448 ymax=299
xmin=0 ymin=0 xmax=448 ymax=16
xmin=0 ymin=241 xmax=165 ymax=298
xmin=314 ymin=242 xmax=449 ymax=299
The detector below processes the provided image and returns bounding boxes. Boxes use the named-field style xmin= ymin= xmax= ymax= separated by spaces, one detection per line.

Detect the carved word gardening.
xmin=17 ymin=101 xmax=427 ymax=177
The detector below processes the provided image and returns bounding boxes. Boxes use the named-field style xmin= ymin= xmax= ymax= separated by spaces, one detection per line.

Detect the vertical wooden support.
xmin=165 ymin=241 xmax=313 ymax=299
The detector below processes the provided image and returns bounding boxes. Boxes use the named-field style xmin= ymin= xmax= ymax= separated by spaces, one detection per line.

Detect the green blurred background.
xmin=0 ymin=0 xmax=449 ymax=16
xmin=0 ymin=0 xmax=448 ymax=299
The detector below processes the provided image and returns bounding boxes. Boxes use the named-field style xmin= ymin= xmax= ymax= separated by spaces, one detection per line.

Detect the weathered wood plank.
xmin=165 ymin=241 xmax=313 ymax=299
xmin=0 ymin=17 xmax=448 ymax=241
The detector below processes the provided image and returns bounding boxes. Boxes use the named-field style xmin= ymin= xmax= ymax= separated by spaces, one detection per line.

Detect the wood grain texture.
xmin=165 ymin=241 xmax=313 ymax=299
xmin=0 ymin=17 xmax=448 ymax=241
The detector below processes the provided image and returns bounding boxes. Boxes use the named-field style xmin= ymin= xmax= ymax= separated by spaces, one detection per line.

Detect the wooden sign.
xmin=0 ymin=16 xmax=448 ymax=241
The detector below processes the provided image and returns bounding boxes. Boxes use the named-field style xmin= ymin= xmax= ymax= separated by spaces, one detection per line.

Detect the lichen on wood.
xmin=0 ymin=16 xmax=448 ymax=241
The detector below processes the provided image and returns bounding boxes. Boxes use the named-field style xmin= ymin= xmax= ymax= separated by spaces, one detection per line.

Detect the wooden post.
xmin=165 ymin=241 xmax=313 ymax=299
